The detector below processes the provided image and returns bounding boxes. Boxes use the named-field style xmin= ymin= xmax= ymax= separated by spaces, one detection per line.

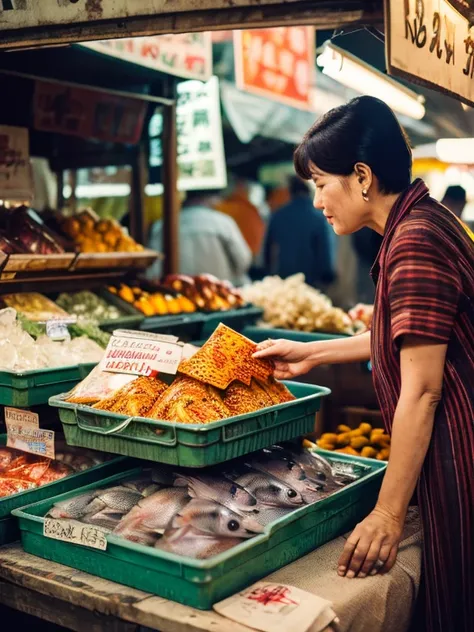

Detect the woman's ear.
xmin=354 ymin=162 xmax=373 ymax=191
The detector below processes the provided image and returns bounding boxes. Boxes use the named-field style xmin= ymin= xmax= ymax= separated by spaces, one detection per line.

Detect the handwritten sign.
xmin=6 ymin=424 xmax=55 ymax=460
xmin=385 ymin=0 xmax=474 ymax=106
xmin=234 ymin=27 xmax=315 ymax=110
xmin=0 ymin=125 xmax=31 ymax=201
xmin=149 ymin=76 xmax=227 ymax=191
xmin=33 ymin=81 xmax=146 ymax=144
xmin=81 ymin=32 xmax=212 ymax=81
xmin=5 ymin=406 xmax=39 ymax=428
xmin=100 ymin=331 xmax=183 ymax=376
xmin=44 ymin=519 xmax=108 ymax=551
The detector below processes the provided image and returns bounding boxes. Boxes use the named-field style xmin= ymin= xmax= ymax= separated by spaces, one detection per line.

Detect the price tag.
xmin=6 ymin=424 xmax=55 ymax=459
xmin=46 ymin=317 xmax=76 ymax=341
xmin=100 ymin=330 xmax=184 ymax=376
xmin=43 ymin=519 xmax=108 ymax=551
xmin=5 ymin=406 xmax=39 ymax=428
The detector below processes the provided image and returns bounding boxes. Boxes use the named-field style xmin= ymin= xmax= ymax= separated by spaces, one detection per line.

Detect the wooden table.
xmin=0 ymin=510 xmax=422 ymax=632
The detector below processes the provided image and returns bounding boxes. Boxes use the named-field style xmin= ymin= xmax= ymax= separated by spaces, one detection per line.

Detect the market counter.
xmin=0 ymin=509 xmax=421 ymax=632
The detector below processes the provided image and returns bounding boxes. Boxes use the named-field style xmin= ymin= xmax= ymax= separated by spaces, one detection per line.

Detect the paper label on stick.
xmin=43 ymin=519 xmax=108 ymax=551
xmin=5 ymin=406 xmax=39 ymax=428
xmin=6 ymin=422 xmax=55 ymax=459
xmin=46 ymin=317 xmax=76 ymax=340
xmin=100 ymin=331 xmax=183 ymax=376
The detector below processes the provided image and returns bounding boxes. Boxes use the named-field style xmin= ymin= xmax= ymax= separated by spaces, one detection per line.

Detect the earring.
xmin=362 ymin=189 xmax=369 ymax=202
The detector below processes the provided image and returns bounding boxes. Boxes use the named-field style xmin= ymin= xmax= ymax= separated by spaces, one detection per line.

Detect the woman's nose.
xmin=313 ymin=191 xmax=323 ymax=210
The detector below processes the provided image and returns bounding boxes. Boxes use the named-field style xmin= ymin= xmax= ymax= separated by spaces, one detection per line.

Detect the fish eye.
xmin=230 ymin=484 xmax=237 ymax=497
xmin=227 ymin=519 xmax=240 ymax=531
xmin=287 ymin=489 xmax=297 ymax=498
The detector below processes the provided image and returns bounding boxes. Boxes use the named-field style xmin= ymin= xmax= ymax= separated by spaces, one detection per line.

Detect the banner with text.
xmin=81 ymin=32 xmax=212 ymax=82
xmin=234 ymin=27 xmax=315 ymax=110
xmin=0 ymin=125 xmax=31 ymax=201
xmin=385 ymin=0 xmax=474 ymax=106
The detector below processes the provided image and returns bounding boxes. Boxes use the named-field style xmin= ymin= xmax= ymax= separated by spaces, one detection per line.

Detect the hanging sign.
xmin=33 ymin=81 xmax=146 ymax=145
xmin=385 ymin=0 xmax=474 ymax=107
xmin=234 ymin=27 xmax=315 ymax=110
xmin=0 ymin=125 xmax=31 ymax=201
xmin=149 ymin=76 xmax=227 ymax=191
xmin=80 ymin=33 xmax=212 ymax=82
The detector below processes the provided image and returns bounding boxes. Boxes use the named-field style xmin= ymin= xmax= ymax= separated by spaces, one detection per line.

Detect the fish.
xmin=0 ymin=447 xmax=20 ymax=471
xmin=7 ymin=460 xmax=51 ymax=482
xmin=113 ymin=487 xmax=190 ymax=544
xmin=174 ymin=473 xmax=259 ymax=514
xmin=171 ymin=499 xmax=264 ymax=538
xmin=47 ymin=490 xmax=101 ymax=519
xmin=82 ymin=510 xmax=124 ymax=531
xmin=155 ymin=525 xmax=243 ymax=559
xmin=36 ymin=462 xmax=74 ymax=485
xmin=232 ymin=470 xmax=305 ymax=508
xmin=121 ymin=477 xmax=162 ymax=498
xmin=269 ymin=445 xmax=344 ymax=490
xmin=95 ymin=486 xmax=142 ymax=513
xmin=0 ymin=477 xmax=37 ymax=497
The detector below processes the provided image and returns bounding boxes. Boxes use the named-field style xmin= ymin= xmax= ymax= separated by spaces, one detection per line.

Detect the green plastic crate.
xmin=0 ymin=362 xmax=97 ymax=407
xmin=200 ymin=306 xmax=264 ymax=339
xmin=13 ymin=452 xmax=386 ymax=609
xmin=49 ymin=382 xmax=330 ymax=467
xmin=0 ymin=435 xmax=129 ymax=544
xmin=242 ymin=325 xmax=350 ymax=343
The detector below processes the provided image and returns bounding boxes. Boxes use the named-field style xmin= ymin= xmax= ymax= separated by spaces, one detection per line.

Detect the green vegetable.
xmin=17 ymin=314 xmax=46 ymax=339
xmin=69 ymin=321 xmax=111 ymax=349
xmin=56 ymin=291 xmax=122 ymax=323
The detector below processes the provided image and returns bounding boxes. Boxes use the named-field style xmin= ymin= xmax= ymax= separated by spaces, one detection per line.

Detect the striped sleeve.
xmin=386 ymin=221 xmax=461 ymax=344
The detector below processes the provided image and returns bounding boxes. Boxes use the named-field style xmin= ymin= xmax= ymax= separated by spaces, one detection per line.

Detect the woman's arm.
xmin=338 ymin=335 xmax=446 ymax=578
xmin=308 ymin=330 xmax=371 ymax=365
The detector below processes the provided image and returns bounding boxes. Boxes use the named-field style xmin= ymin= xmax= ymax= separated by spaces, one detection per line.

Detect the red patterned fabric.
xmin=371 ymin=179 xmax=474 ymax=632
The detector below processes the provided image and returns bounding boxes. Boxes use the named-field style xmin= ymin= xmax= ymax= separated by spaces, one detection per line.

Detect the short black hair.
xmin=288 ymin=175 xmax=310 ymax=198
xmin=443 ymin=185 xmax=466 ymax=204
xmin=294 ymin=96 xmax=412 ymax=194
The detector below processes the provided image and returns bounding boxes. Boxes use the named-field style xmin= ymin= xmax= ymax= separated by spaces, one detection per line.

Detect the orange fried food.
xmin=223 ymin=379 xmax=274 ymax=416
xmin=178 ymin=323 xmax=273 ymax=389
xmin=255 ymin=377 xmax=295 ymax=405
xmin=145 ymin=376 xmax=230 ymax=424
xmin=93 ymin=376 xmax=168 ymax=417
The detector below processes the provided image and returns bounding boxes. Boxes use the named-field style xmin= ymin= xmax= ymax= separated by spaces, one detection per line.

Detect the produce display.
xmin=61 ymin=209 xmax=144 ymax=253
xmin=0 ymin=443 xmax=110 ymax=498
xmin=242 ymin=274 xmax=365 ymax=335
xmin=109 ymin=274 xmax=246 ymax=317
xmin=311 ymin=422 xmax=391 ymax=461
xmin=0 ymin=207 xmax=67 ymax=255
xmin=0 ymin=308 xmax=105 ymax=372
xmin=66 ymin=324 xmax=294 ymax=424
xmin=45 ymin=445 xmax=358 ymax=558
xmin=2 ymin=293 xmax=69 ymax=322
xmin=56 ymin=291 xmax=124 ymax=323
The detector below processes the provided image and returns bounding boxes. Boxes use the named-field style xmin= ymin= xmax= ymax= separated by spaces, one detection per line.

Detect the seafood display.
xmin=66 ymin=325 xmax=295 ymax=424
xmin=0 ymin=443 xmax=110 ymax=498
xmin=242 ymin=274 xmax=367 ymax=335
xmin=0 ymin=308 xmax=105 ymax=372
xmin=46 ymin=446 xmax=359 ymax=558
xmin=313 ymin=422 xmax=391 ymax=461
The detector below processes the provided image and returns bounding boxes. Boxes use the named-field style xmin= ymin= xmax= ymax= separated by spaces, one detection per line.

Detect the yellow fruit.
xmin=336 ymin=432 xmax=351 ymax=447
xmin=376 ymin=448 xmax=390 ymax=461
xmin=359 ymin=423 xmax=372 ymax=435
xmin=336 ymin=424 xmax=351 ymax=433
xmin=371 ymin=434 xmax=391 ymax=448
xmin=361 ymin=446 xmax=377 ymax=459
xmin=302 ymin=439 xmax=316 ymax=450
xmin=335 ymin=447 xmax=359 ymax=456
xmin=104 ymin=232 xmax=119 ymax=248
xmin=108 ymin=286 xmax=118 ymax=295
xmin=118 ymin=285 xmax=135 ymax=304
xmin=351 ymin=436 xmax=370 ymax=450
xmin=316 ymin=440 xmax=335 ymax=451
xmin=151 ymin=293 xmax=168 ymax=315
xmin=320 ymin=433 xmax=338 ymax=444
xmin=348 ymin=428 xmax=364 ymax=438
xmin=165 ymin=295 xmax=181 ymax=314
xmin=371 ymin=428 xmax=384 ymax=437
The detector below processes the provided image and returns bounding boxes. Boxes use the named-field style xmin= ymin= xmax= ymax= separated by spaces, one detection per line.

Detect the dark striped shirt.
xmin=371 ymin=179 xmax=474 ymax=632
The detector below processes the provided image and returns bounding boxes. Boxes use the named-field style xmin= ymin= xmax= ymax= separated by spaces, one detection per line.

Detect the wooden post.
xmin=161 ymin=102 xmax=179 ymax=276
xmin=130 ymin=142 xmax=147 ymax=245
xmin=56 ymin=170 xmax=64 ymax=210
xmin=70 ymin=169 xmax=77 ymax=213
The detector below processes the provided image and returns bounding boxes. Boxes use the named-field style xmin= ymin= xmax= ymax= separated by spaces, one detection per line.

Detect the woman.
xmin=254 ymin=96 xmax=473 ymax=632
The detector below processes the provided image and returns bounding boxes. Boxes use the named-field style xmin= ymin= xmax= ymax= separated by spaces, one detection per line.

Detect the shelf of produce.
xmin=71 ymin=249 xmax=160 ymax=271
xmin=1 ymin=253 xmax=77 ymax=273
xmin=13 ymin=452 xmax=386 ymax=609
xmin=0 ymin=270 xmax=137 ymax=294
xmin=242 ymin=325 xmax=350 ymax=343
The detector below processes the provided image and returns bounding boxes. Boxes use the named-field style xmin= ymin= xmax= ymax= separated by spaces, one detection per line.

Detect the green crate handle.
xmin=222 ymin=409 xmax=284 ymax=442
xmin=75 ymin=411 xmax=135 ymax=435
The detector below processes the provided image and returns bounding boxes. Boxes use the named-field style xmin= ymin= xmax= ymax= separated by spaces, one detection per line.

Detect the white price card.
xmin=5 ymin=406 xmax=39 ymax=428
xmin=46 ymin=317 xmax=76 ymax=341
xmin=6 ymin=425 xmax=55 ymax=460
xmin=100 ymin=330 xmax=184 ymax=376
xmin=44 ymin=519 xmax=108 ymax=551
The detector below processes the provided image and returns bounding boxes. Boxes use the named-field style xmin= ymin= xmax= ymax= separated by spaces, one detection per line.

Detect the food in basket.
xmin=109 ymin=283 xmax=196 ymax=317
xmin=178 ymin=323 xmax=273 ymax=389
xmin=2 ymin=293 xmax=69 ymax=322
xmin=66 ymin=365 xmax=138 ymax=404
xmin=0 ymin=444 xmax=109 ymax=498
xmin=6 ymin=207 xmax=66 ymax=255
xmin=61 ymin=209 xmax=144 ymax=253
xmin=93 ymin=376 xmax=168 ymax=417
xmin=0 ymin=308 xmax=104 ymax=371
xmin=45 ymin=446 xmax=360 ymax=559
xmin=163 ymin=274 xmax=245 ymax=312
xmin=242 ymin=274 xmax=356 ymax=334
xmin=313 ymin=422 xmax=391 ymax=460
xmin=56 ymin=291 xmax=124 ymax=323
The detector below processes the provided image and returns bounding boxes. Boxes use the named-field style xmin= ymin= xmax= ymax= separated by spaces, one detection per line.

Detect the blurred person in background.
xmin=441 ymin=184 xmax=466 ymax=219
xmin=147 ymin=189 xmax=251 ymax=285
xmin=264 ymin=175 xmax=336 ymax=288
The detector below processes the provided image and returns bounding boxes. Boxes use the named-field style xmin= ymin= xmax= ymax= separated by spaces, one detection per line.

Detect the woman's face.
xmin=309 ymin=163 xmax=370 ymax=235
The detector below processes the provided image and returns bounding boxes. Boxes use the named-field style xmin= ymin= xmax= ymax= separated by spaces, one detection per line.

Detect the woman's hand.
xmin=337 ymin=505 xmax=404 ymax=578
xmin=253 ymin=339 xmax=315 ymax=379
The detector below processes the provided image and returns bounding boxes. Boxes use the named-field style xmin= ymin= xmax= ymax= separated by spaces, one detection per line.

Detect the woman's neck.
xmin=367 ymin=192 xmax=401 ymax=235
